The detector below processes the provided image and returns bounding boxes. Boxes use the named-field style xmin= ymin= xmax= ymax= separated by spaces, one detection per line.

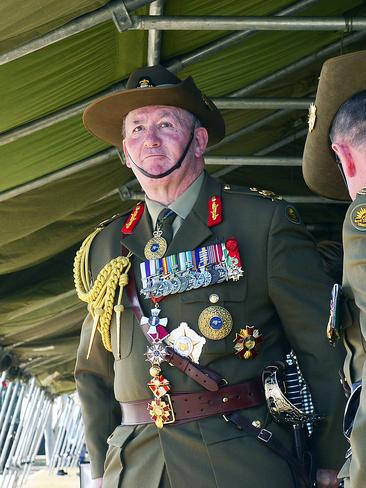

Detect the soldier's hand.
xmin=316 ymin=469 xmax=340 ymax=487
xmin=91 ymin=477 xmax=103 ymax=488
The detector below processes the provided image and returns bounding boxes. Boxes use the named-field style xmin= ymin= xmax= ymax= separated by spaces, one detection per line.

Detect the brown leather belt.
xmin=120 ymin=377 xmax=265 ymax=425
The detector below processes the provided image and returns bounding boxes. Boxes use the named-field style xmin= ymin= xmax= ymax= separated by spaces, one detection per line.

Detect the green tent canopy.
xmin=0 ymin=0 xmax=363 ymax=393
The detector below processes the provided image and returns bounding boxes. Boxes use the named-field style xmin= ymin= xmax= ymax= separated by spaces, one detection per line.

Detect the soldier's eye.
xmin=132 ymin=125 xmax=144 ymax=133
xmin=160 ymin=121 xmax=173 ymax=128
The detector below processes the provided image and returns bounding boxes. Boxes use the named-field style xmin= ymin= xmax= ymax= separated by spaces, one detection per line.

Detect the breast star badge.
xmin=233 ymin=326 xmax=263 ymax=359
xmin=165 ymin=322 xmax=206 ymax=363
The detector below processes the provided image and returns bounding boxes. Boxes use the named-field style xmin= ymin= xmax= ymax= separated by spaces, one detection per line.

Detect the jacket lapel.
xmin=167 ymin=172 xmax=222 ymax=255
xmin=121 ymin=205 xmax=153 ymax=261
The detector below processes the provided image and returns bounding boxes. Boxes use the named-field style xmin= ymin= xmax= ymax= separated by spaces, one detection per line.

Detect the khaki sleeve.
xmin=75 ymin=313 xmax=121 ymax=479
xmin=343 ymin=199 xmax=366 ymax=486
xmin=267 ymin=201 xmax=347 ymax=469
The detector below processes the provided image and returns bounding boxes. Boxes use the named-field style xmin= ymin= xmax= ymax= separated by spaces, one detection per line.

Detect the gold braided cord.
xmin=73 ymin=227 xmax=132 ymax=352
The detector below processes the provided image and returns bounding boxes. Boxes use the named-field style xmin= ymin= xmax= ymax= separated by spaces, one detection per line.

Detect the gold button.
xmin=209 ymin=294 xmax=219 ymax=304
xmin=252 ymin=420 xmax=261 ymax=428
xmin=222 ymin=397 xmax=229 ymax=403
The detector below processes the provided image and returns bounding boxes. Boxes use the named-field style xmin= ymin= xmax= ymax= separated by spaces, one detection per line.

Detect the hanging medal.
xmin=145 ymin=343 xmax=175 ymax=428
xmin=140 ymin=305 xmax=169 ymax=343
xmin=144 ymin=225 xmax=168 ymax=260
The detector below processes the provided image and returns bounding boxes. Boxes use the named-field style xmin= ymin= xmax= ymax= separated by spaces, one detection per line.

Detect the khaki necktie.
xmin=156 ymin=208 xmax=176 ymax=245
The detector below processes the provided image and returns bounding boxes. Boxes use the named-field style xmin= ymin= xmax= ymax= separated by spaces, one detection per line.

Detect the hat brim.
xmin=83 ymin=77 xmax=225 ymax=148
xmin=303 ymin=50 xmax=366 ymax=201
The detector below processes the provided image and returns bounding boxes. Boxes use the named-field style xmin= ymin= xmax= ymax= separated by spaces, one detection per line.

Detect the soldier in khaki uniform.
xmin=75 ymin=65 xmax=346 ymax=488
xmin=303 ymin=50 xmax=366 ymax=488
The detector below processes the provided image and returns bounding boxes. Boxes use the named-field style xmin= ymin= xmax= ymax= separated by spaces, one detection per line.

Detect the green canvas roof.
xmin=0 ymin=0 xmax=364 ymax=393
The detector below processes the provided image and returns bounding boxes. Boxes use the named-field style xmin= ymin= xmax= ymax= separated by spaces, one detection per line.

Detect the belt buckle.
xmin=148 ymin=394 xmax=175 ymax=428
xmin=258 ymin=428 xmax=272 ymax=443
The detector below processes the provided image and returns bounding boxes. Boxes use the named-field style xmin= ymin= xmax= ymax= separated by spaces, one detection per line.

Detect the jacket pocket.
xmin=103 ymin=426 xmax=136 ymax=487
xmin=180 ymin=278 xmax=247 ymax=357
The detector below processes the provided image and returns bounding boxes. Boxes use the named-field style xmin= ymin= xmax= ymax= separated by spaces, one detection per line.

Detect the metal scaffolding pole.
xmin=207 ymin=109 xmax=292 ymax=152
xmin=49 ymin=398 xmax=73 ymax=470
xmin=0 ymin=151 xmax=117 ymax=202
xmin=213 ymin=127 xmax=308 ymax=179
xmin=205 ymin=156 xmax=302 ymax=166
xmin=19 ymin=398 xmax=52 ymax=487
xmin=0 ymin=381 xmax=27 ymax=483
xmin=0 ymin=0 xmax=156 ymax=65
xmin=0 ymin=96 xmax=312 ymax=148
xmin=147 ymin=0 xmax=164 ymax=66
xmin=123 ymin=15 xmax=366 ymax=31
xmin=230 ymin=30 xmax=366 ymax=97
xmin=0 ymin=0 xmax=318 ymax=147
xmin=166 ymin=0 xmax=319 ymax=72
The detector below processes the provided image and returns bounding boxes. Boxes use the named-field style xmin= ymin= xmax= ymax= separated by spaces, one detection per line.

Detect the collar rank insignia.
xmin=233 ymin=326 xmax=263 ymax=360
xmin=208 ymin=195 xmax=222 ymax=227
xmin=165 ymin=322 xmax=206 ymax=364
xmin=121 ymin=202 xmax=144 ymax=234
xmin=351 ymin=204 xmax=366 ymax=231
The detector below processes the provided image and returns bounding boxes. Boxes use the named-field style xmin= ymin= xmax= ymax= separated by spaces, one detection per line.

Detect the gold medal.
xmin=198 ymin=306 xmax=233 ymax=340
xmin=144 ymin=232 xmax=168 ymax=259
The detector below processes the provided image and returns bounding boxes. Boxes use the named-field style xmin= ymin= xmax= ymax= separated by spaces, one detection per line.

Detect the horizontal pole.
xmin=130 ymin=16 xmax=366 ymax=31
xmin=230 ymin=30 xmax=366 ymax=97
xmin=0 ymin=0 xmax=155 ymax=66
xmin=213 ymin=97 xmax=314 ymax=110
xmin=205 ymin=155 xmax=303 ymax=166
xmin=166 ymin=0 xmax=320 ymax=72
xmin=0 ymin=97 xmax=312 ymax=147
xmin=0 ymin=148 xmax=117 ymax=202
xmin=123 ymin=190 xmax=348 ymax=204
xmin=285 ymin=196 xmax=348 ymax=204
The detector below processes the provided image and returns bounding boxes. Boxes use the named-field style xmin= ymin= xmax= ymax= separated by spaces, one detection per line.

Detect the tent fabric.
xmin=0 ymin=0 xmax=364 ymax=394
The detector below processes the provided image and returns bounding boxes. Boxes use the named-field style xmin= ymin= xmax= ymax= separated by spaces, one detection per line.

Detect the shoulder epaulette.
xmin=96 ymin=211 xmax=128 ymax=230
xmin=223 ymin=184 xmax=282 ymax=202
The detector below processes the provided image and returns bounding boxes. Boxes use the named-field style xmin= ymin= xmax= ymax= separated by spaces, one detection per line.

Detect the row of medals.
xmin=140 ymin=244 xmax=243 ymax=300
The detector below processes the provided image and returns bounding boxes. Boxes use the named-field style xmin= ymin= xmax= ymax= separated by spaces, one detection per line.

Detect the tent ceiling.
xmin=0 ymin=0 xmax=363 ymax=393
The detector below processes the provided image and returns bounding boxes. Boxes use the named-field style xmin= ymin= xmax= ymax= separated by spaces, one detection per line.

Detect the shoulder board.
xmin=96 ymin=211 xmax=130 ymax=230
xmin=223 ymin=184 xmax=282 ymax=202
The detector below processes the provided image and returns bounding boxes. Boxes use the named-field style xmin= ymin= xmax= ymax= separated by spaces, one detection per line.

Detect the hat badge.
xmin=308 ymin=103 xmax=317 ymax=132
xmin=138 ymin=77 xmax=154 ymax=88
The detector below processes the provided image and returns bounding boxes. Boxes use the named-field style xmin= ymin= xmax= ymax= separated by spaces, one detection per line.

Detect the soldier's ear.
xmin=332 ymin=143 xmax=356 ymax=177
xmin=122 ymin=140 xmax=132 ymax=168
xmin=194 ymin=127 xmax=209 ymax=158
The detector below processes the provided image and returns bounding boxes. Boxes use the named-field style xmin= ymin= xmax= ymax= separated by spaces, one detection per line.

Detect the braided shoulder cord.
xmin=73 ymin=227 xmax=132 ymax=353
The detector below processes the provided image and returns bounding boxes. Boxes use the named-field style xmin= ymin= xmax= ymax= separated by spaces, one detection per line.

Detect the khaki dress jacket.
xmin=75 ymin=173 xmax=346 ymax=488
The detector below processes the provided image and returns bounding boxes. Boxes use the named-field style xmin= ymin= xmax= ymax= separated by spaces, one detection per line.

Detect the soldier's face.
xmin=122 ymin=105 xmax=201 ymax=180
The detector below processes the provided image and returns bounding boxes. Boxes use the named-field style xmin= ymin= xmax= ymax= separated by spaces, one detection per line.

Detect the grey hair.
xmin=330 ymin=89 xmax=366 ymax=148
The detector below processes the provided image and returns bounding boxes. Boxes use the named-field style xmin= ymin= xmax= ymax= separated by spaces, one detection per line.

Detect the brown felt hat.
xmin=83 ymin=64 xmax=225 ymax=148
xmin=303 ymin=50 xmax=366 ymax=201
